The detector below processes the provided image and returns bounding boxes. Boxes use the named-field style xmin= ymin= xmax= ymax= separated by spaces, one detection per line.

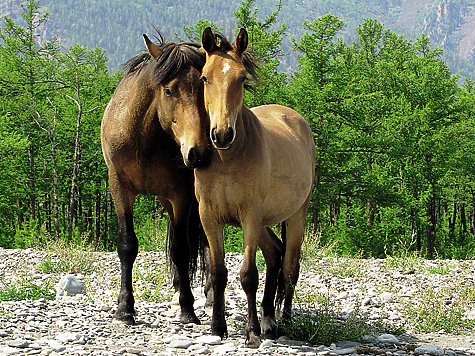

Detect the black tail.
xmin=275 ymin=221 xmax=286 ymax=313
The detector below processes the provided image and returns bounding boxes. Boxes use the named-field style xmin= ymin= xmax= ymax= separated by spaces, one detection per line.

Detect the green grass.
xmin=282 ymin=290 xmax=404 ymax=345
xmin=35 ymin=240 xmax=98 ymax=275
xmin=399 ymin=280 xmax=475 ymax=333
xmin=132 ymin=258 xmax=172 ymax=302
xmin=0 ymin=280 xmax=55 ymax=301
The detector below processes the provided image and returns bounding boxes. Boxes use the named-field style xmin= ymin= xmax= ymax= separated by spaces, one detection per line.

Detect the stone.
xmin=414 ymin=345 xmax=445 ymax=356
xmin=7 ymin=339 xmax=29 ymax=348
xmin=213 ymin=343 xmax=237 ymax=354
xmin=377 ymin=334 xmax=400 ymax=344
xmin=169 ymin=339 xmax=193 ymax=349
xmin=334 ymin=348 xmax=356 ymax=355
xmin=196 ymin=335 xmax=222 ymax=345
xmin=259 ymin=339 xmax=273 ymax=349
xmin=56 ymin=274 xmax=86 ymax=297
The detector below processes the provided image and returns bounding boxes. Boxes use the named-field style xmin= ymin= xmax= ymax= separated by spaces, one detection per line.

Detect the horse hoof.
xmin=112 ymin=311 xmax=135 ymax=325
xmin=212 ymin=328 xmax=228 ymax=339
xmin=260 ymin=316 xmax=277 ymax=339
xmin=246 ymin=332 xmax=261 ymax=348
xmin=180 ymin=312 xmax=201 ymax=325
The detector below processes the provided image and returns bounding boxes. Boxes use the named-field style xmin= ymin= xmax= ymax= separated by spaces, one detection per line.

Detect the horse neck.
xmin=215 ymin=105 xmax=263 ymax=162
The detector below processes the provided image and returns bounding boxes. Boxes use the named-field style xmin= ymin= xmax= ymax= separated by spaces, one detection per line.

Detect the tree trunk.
xmin=28 ymin=147 xmax=36 ymax=221
xmin=459 ymin=202 xmax=467 ymax=245
xmin=17 ymin=199 xmax=24 ymax=231
xmin=68 ymin=107 xmax=82 ymax=244
xmin=426 ymin=189 xmax=436 ymax=258
xmin=449 ymin=199 xmax=456 ymax=242
xmin=94 ymin=192 xmax=100 ymax=248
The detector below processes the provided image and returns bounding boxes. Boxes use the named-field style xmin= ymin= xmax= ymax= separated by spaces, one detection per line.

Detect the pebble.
xmin=1 ymin=248 xmax=475 ymax=355
xmin=414 ymin=345 xmax=445 ymax=356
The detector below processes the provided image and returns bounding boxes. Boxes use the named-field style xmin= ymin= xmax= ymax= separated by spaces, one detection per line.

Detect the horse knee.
xmin=240 ymin=263 xmax=258 ymax=295
xmin=212 ymin=265 xmax=228 ymax=291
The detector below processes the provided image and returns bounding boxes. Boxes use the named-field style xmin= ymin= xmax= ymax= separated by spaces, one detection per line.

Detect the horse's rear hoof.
xmin=260 ymin=316 xmax=277 ymax=339
xmin=180 ymin=311 xmax=201 ymax=325
xmin=246 ymin=332 xmax=261 ymax=348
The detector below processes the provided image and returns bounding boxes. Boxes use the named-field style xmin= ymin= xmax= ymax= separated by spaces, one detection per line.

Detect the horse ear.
xmin=235 ymin=28 xmax=248 ymax=54
xmin=202 ymin=27 xmax=217 ymax=54
xmin=143 ymin=34 xmax=162 ymax=60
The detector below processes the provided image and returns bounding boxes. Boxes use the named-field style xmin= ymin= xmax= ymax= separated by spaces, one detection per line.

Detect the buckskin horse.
xmin=101 ymin=33 xmax=211 ymax=325
xmin=195 ymin=27 xmax=316 ymax=347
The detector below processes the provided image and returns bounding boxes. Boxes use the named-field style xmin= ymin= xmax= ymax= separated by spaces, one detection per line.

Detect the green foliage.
xmin=35 ymin=239 xmax=98 ymax=275
xmin=400 ymin=280 xmax=475 ymax=333
xmin=2 ymin=0 xmax=475 ymax=259
xmin=0 ymin=280 xmax=55 ymax=301
xmin=283 ymin=290 xmax=404 ymax=345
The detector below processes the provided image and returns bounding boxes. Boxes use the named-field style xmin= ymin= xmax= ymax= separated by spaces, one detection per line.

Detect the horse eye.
xmin=200 ymin=75 xmax=209 ymax=84
xmin=164 ymin=87 xmax=173 ymax=96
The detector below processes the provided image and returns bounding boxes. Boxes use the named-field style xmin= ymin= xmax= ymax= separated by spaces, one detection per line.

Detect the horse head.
xmin=144 ymin=34 xmax=210 ymax=168
xmin=200 ymin=27 xmax=250 ymax=150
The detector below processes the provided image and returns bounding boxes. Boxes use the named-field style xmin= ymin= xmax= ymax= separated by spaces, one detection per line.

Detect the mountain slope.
xmin=1 ymin=0 xmax=474 ymax=79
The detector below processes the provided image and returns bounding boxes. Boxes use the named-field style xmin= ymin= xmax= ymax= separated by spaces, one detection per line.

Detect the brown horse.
xmin=195 ymin=27 xmax=316 ymax=347
xmin=101 ymin=34 xmax=211 ymax=325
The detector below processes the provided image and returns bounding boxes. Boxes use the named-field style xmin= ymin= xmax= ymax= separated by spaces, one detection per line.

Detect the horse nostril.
xmin=188 ymin=147 xmax=197 ymax=166
xmin=225 ymin=127 xmax=234 ymax=144
xmin=211 ymin=128 xmax=217 ymax=143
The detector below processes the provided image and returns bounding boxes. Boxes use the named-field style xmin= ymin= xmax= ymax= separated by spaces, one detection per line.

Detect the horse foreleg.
xmin=199 ymin=204 xmax=227 ymax=338
xmin=169 ymin=197 xmax=200 ymax=324
xmin=201 ymin=230 xmax=214 ymax=307
xmin=258 ymin=227 xmax=282 ymax=339
xmin=240 ymin=218 xmax=262 ymax=348
xmin=109 ymin=171 xmax=138 ymax=325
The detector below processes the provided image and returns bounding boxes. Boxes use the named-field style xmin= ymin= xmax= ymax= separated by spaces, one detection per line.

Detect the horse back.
xmin=250 ymin=104 xmax=315 ymax=163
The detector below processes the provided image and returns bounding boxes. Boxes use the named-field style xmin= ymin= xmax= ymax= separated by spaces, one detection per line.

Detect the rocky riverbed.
xmin=1 ymin=247 xmax=475 ymax=355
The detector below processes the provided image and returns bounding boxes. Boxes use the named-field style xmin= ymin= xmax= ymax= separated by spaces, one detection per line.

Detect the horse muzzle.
xmin=211 ymin=126 xmax=235 ymax=150
xmin=184 ymin=144 xmax=212 ymax=168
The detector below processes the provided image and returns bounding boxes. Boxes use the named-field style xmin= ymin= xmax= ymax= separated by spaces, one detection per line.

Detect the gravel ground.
xmin=1 ymin=247 xmax=475 ymax=355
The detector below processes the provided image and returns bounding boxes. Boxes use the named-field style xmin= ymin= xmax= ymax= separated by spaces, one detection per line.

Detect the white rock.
xmin=7 ymin=339 xmax=29 ymax=348
xmin=189 ymin=344 xmax=211 ymax=354
xmin=213 ymin=342 xmax=237 ymax=354
xmin=196 ymin=335 xmax=222 ymax=345
xmin=336 ymin=291 xmax=349 ymax=300
xmin=377 ymin=334 xmax=399 ymax=344
xmin=56 ymin=274 xmax=86 ymax=297
xmin=55 ymin=332 xmax=81 ymax=343
xmin=259 ymin=339 xmax=273 ymax=349
xmin=169 ymin=339 xmax=193 ymax=349
xmin=1 ymin=346 xmax=21 ymax=355
xmin=47 ymin=339 xmax=66 ymax=352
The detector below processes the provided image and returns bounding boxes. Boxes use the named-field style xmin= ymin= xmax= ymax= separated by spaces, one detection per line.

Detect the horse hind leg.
xmin=109 ymin=170 xmax=138 ymax=325
xmin=258 ymin=227 xmax=282 ymax=339
xmin=278 ymin=208 xmax=306 ymax=331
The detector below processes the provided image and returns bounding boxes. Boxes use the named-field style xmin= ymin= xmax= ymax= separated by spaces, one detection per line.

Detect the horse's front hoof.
xmin=211 ymin=327 xmax=228 ymax=339
xmin=261 ymin=316 xmax=277 ymax=339
xmin=180 ymin=311 xmax=201 ymax=325
xmin=246 ymin=332 xmax=261 ymax=348
xmin=113 ymin=310 xmax=135 ymax=325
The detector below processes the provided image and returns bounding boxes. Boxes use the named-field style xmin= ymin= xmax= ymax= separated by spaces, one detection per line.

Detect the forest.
xmin=1 ymin=0 xmax=475 ymax=259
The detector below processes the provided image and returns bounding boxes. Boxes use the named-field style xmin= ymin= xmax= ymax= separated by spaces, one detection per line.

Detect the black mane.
xmin=121 ymin=35 xmax=206 ymax=85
